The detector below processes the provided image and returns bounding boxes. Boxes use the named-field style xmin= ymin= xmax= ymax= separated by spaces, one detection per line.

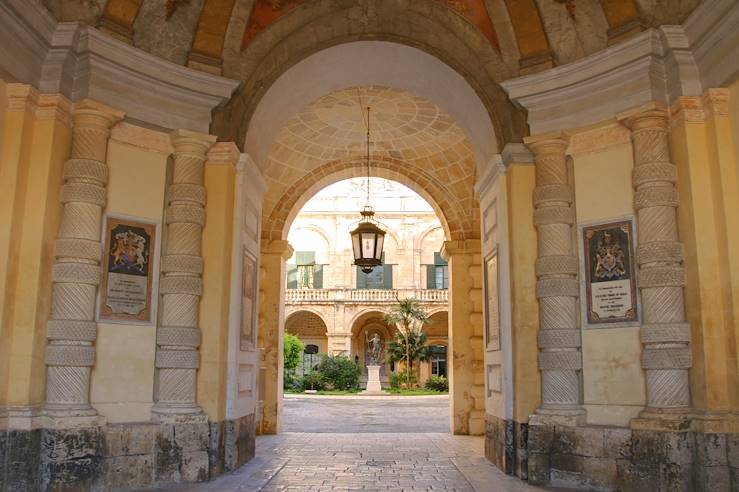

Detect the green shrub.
xmin=424 ymin=375 xmax=448 ymax=392
xmin=314 ymin=355 xmax=361 ymax=390
xmin=390 ymin=371 xmax=418 ymax=389
xmin=301 ymin=370 xmax=325 ymax=391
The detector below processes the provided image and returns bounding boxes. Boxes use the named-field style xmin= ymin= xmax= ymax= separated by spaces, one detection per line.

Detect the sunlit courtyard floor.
xmin=150 ymin=395 xmax=552 ymax=492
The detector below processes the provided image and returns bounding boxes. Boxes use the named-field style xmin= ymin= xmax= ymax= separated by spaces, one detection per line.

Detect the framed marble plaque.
xmin=484 ymin=252 xmax=500 ymax=350
xmin=583 ymin=220 xmax=638 ymax=325
xmin=100 ymin=217 xmax=157 ymax=323
xmin=240 ymin=251 xmax=259 ymax=350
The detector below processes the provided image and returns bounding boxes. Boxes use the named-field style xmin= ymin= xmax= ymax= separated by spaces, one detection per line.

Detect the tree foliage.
xmin=384 ymin=297 xmax=431 ymax=387
xmin=283 ymin=333 xmax=305 ymax=378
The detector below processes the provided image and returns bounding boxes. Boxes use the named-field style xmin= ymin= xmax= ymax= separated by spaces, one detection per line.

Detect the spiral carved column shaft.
xmin=624 ymin=109 xmax=692 ymax=412
xmin=153 ymin=129 xmax=216 ymax=418
xmin=526 ymin=135 xmax=584 ymax=421
xmin=45 ymin=101 xmax=123 ymax=415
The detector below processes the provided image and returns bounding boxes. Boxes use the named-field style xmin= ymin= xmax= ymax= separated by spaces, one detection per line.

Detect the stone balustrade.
xmin=285 ymin=288 xmax=448 ymax=304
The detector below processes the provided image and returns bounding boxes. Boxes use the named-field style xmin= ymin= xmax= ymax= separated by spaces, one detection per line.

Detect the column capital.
xmin=440 ymin=240 xmax=480 ymax=261
xmin=73 ymin=98 xmax=125 ymax=128
xmin=617 ymin=102 xmax=668 ymax=130
xmin=524 ymin=131 xmax=570 ymax=154
xmin=261 ymin=240 xmax=294 ymax=260
xmin=170 ymin=129 xmax=217 ymax=154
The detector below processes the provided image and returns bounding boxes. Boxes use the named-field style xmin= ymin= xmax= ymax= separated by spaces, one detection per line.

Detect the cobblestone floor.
xmin=152 ymin=396 xmax=549 ymax=492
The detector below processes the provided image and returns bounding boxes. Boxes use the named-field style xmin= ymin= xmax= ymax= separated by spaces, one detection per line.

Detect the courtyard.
xmin=152 ymin=396 xmax=548 ymax=492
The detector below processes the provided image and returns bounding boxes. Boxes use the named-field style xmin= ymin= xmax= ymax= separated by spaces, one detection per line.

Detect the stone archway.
xmin=249 ymin=45 xmax=488 ymax=437
xmin=285 ymin=309 xmax=330 ymax=355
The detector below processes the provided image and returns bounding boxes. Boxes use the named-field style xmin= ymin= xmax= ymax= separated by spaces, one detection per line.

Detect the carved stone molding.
xmin=619 ymin=105 xmax=692 ymax=414
xmin=525 ymin=132 xmax=585 ymax=425
xmin=44 ymin=99 xmax=124 ymax=419
xmin=152 ymin=129 xmax=217 ymax=420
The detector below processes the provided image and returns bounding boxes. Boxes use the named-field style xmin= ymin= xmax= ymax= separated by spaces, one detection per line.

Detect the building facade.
xmin=284 ymin=178 xmax=449 ymax=385
xmin=0 ymin=0 xmax=738 ymax=491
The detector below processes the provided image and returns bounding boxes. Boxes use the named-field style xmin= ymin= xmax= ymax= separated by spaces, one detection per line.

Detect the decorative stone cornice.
xmin=669 ymin=88 xmax=731 ymax=126
xmin=206 ymin=142 xmax=241 ymax=166
xmin=683 ymin=0 xmax=739 ymax=91
xmin=440 ymin=240 xmax=481 ymax=261
xmin=6 ymin=83 xmax=39 ymax=112
xmin=502 ymin=26 xmax=706 ymax=135
xmin=36 ymin=93 xmax=73 ymax=127
xmin=501 ymin=143 xmax=534 ymax=167
xmin=0 ymin=0 xmax=240 ymax=133
xmin=261 ymin=240 xmax=294 ymax=260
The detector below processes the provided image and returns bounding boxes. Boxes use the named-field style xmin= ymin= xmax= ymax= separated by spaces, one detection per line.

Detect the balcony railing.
xmin=285 ymin=288 xmax=448 ymax=304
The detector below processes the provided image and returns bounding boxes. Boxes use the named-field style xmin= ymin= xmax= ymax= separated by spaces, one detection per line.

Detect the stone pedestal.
xmin=362 ymin=365 xmax=383 ymax=394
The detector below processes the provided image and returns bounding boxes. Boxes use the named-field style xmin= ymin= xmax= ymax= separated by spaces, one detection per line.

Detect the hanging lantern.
xmin=351 ymin=206 xmax=386 ymax=274
xmin=350 ymin=104 xmax=386 ymax=273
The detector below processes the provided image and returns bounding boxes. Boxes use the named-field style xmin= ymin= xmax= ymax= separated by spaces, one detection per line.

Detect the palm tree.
xmin=384 ymin=297 xmax=431 ymax=388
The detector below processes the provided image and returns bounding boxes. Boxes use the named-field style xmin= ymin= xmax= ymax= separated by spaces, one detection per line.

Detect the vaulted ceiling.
xmin=44 ymin=0 xmax=702 ymax=79
xmin=41 ymin=0 xmax=702 ymax=149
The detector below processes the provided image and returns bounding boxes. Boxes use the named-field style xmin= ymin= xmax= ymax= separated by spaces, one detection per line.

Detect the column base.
xmin=631 ymin=407 xmax=693 ymax=432
xmin=42 ymin=404 xmax=104 ymax=429
xmin=151 ymin=404 xmax=207 ymax=424
xmin=530 ymin=405 xmax=586 ymax=426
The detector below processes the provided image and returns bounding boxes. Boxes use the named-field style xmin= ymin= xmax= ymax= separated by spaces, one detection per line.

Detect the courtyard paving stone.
xmin=150 ymin=396 xmax=550 ymax=492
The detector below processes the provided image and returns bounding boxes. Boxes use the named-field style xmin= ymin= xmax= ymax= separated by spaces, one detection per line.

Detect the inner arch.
xmin=244 ymin=41 xmax=498 ymax=170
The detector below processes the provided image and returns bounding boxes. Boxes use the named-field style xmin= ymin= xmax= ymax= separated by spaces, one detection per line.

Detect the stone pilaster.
xmin=152 ymin=129 xmax=216 ymax=419
xmin=257 ymin=240 xmax=293 ymax=434
xmin=442 ymin=240 xmax=485 ymax=435
xmin=621 ymin=106 xmax=692 ymax=416
xmin=44 ymin=100 xmax=123 ymax=418
xmin=525 ymin=133 xmax=584 ymax=424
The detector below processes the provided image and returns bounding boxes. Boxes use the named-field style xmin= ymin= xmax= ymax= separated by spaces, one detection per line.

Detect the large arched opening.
xmin=248 ymin=62 xmax=490 ymax=435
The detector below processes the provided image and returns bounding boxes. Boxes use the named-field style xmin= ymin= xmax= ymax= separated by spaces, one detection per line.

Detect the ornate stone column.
xmin=152 ymin=129 xmax=216 ymax=419
xmin=525 ymin=133 xmax=584 ymax=423
xmin=622 ymin=107 xmax=692 ymax=414
xmin=45 ymin=100 xmax=123 ymax=417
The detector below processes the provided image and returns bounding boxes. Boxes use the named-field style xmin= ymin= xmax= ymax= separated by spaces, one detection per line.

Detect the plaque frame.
xmin=580 ymin=218 xmax=639 ymax=328
xmin=240 ymin=249 xmax=259 ymax=351
xmin=484 ymin=251 xmax=501 ymax=350
xmin=98 ymin=215 xmax=160 ymax=325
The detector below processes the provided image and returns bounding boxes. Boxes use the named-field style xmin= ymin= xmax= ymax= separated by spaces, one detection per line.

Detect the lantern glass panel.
xmin=361 ymin=232 xmax=376 ymax=259
xmin=352 ymin=233 xmax=361 ymax=261
xmin=374 ymin=234 xmax=384 ymax=261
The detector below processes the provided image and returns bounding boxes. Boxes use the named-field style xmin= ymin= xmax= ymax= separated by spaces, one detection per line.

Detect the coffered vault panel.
xmin=260 ymin=86 xmax=479 ymax=242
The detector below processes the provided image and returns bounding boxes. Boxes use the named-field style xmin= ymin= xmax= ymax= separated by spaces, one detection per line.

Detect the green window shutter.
xmin=383 ymin=264 xmax=393 ymax=289
xmin=356 ymin=267 xmax=367 ymax=289
xmin=287 ymin=265 xmax=298 ymax=289
xmin=313 ymin=265 xmax=323 ymax=289
xmin=434 ymin=251 xmax=448 ymax=266
xmin=426 ymin=265 xmax=436 ymax=289
xmin=296 ymin=251 xmax=315 ymax=265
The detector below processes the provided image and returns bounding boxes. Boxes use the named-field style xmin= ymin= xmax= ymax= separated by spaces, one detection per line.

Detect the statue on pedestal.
xmin=365 ymin=332 xmax=383 ymax=365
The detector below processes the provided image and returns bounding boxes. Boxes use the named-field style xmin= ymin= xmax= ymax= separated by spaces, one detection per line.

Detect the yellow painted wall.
xmin=573 ymin=142 xmax=646 ymax=426
xmin=0 ymin=85 xmax=71 ymax=407
xmin=90 ymin=137 xmax=168 ymax=423
xmin=198 ymin=161 xmax=236 ymax=421
xmin=671 ymin=90 xmax=739 ymax=418
xmin=506 ymin=164 xmax=541 ymax=423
